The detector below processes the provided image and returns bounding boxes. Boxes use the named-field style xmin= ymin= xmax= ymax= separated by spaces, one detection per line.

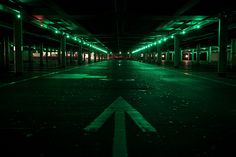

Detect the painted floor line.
xmin=0 ymin=66 xmax=80 ymax=88
xmin=161 ymin=67 xmax=236 ymax=87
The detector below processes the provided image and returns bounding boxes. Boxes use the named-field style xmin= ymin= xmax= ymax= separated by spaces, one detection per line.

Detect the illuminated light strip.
xmin=131 ymin=19 xmax=218 ymax=54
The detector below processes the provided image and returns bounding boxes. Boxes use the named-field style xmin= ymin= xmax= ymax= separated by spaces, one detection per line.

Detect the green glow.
xmin=50 ymin=74 xmax=107 ymax=79
xmin=171 ymin=35 xmax=174 ymax=39
xmin=163 ymin=37 xmax=167 ymax=41
xmin=17 ymin=14 xmax=21 ymax=19
xmin=66 ymin=35 xmax=70 ymax=38
xmin=181 ymin=30 xmax=186 ymax=34
xmin=73 ymin=37 xmax=77 ymax=41
xmin=196 ymin=25 xmax=200 ymax=29
xmin=158 ymin=40 xmax=162 ymax=44
xmin=55 ymin=30 xmax=59 ymax=34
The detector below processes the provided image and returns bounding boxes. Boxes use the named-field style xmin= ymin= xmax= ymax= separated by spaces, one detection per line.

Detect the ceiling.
xmin=1 ymin=0 xmax=236 ymax=53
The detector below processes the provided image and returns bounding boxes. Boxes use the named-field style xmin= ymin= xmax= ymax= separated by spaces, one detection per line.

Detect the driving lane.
xmin=0 ymin=60 xmax=235 ymax=157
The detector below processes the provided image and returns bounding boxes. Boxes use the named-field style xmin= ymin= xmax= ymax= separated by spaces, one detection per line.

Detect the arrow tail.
xmin=84 ymin=108 xmax=114 ymax=132
xmin=113 ymin=111 xmax=127 ymax=157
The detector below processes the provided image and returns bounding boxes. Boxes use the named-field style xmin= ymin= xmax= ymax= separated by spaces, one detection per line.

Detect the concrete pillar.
xmin=70 ymin=50 xmax=73 ymax=65
xmin=61 ymin=35 xmax=66 ymax=67
xmin=196 ymin=44 xmax=200 ymax=65
xmin=58 ymin=46 xmax=61 ymax=65
xmin=94 ymin=53 xmax=97 ymax=62
xmin=218 ymin=13 xmax=228 ymax=76
xmin=83 ymin=52 xmax=86 ymax=62
xmin=88 ymin=51 xmax=91 ymax=63
xmin=98 ymin=54 xmax=101 ymax=61
xmin=208 ymin=46 xmax=212 ymax=63
xmin=14 ymin=14 xmax=23 ymax=73
xmin=0 ymin=40 xmax=4 ymax=70
xmin=39 ymin=43 xmax=43 ymax=67
xmin=157 ymin=45 xmax=162 ymax=65
xmin=45 ymin=47 xmax=48 ymax=65
xmin=174 ymin=35 xmax=180 ymax=68
xmin=165 ymin=52 xmax=168 ymax=62
xmin=78 ymin=44 xmax=83 ymax=65
xmin=28 ymin=45 xmax=33 ymax=68
xmin=231 ymin=39 xmax=236 ymax=67
xmin=4 ymin=36 xmax=10 ymax=71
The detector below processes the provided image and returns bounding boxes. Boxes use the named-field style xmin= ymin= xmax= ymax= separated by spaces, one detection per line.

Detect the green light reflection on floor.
xmin=50 ymin=74 xmax=107 ymax=79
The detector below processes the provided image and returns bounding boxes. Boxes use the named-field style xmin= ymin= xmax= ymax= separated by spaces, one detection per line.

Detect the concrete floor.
xmin=0 ymin=60 xmax=236 ymax=157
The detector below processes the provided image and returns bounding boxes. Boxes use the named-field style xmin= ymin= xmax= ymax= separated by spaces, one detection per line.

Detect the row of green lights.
xmin=32 ymin=19 xmax=108 ymax=54
xmin=132 ymin=24 xmax=201 ymax=54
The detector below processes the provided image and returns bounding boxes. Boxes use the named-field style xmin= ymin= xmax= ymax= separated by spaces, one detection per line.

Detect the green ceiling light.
xmin=73 ymin=37 xmax=77 ymax=41
xmin=163 ymin=37 xmax=167 ymax=42
xmin=158 ymin=40 xmax=162 ymax=44
xmin=171 ymin=35 xmax=174 ymax=39
xmin=196 ymin=25 xmax=200 ymax=29
xmin=43 ymin=24 xmax=47 ymax=28
xmin=55 ymin=30 xmax=59 ymax=34
xmin=66 ymin=34 xmax=70 ymax=38
xmin=154 ymin=42 xmax=157 ymax=45
xmin=181 ymin=30 xmax=186 ymax=35
xmin=17 ymin=14 xmax=21 ymax=19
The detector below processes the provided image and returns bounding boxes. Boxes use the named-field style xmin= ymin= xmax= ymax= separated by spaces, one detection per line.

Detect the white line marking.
xmin=84 ymin=96 xmax=157 ymax=157
xmin=161 ymin=67 xmax=236 ymax=87
xmin=0 ymin=67 xmax=80 ymax=88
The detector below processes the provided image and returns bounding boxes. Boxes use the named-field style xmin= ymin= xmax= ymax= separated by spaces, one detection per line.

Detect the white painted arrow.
xmin=84 ymin=96 xmax=157 ymax=157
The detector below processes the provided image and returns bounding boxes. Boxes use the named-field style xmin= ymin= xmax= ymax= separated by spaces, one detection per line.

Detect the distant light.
xmin=196 ymin=25 xmax=200 ymax=29
xmin=185 ymin=54 xmax=188 ymax=58
xmin=171 ymin=35 xmax=174 ymax=39
xmin=73 ymin=37 xmax=77 ymax=41
xmin=162 ymin=54 xmax=165 ymax=58
xmin=158 ymin=40 xmax=162 ymax=44
xmin=17 ymin=14 xmax=21 ymax=19
xmin=66 ymin=35 xmax=70 ymax=38
xmin=55 ymin=30 xmax=59 ymax=34
xmin=119 ymin=51 xmax=121 ymax=54
xmin=127 ymin=52 xmax=130 ymax=54
xmin=181 ymin=30 xmax=186 ymax=35
xmin=163 ymin=37 xmax=167 ymax=41
xmin=110 ymin=52 xmax=112 ymax=54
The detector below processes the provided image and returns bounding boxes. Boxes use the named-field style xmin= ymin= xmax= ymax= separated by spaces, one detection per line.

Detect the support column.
xmin=70 ymin=50 xmax=73 ymax=65
xmin=4 ymin=36 xmax=10 ymax=71
xmin=208 ymin=46 xmax=212 ymax=63
xmin=88 ymin=51 xmax=91 ymax=63
xmin=78 ymin=44 xmax=83 ymax=65
xmin=61 ymin=35 xmax=66 ymax=67
xmin=196 ymin=44 xmax=200 ymax=65
xmin=58 ymin=45 xmax=61 ymax=65
xmin=165 ymin=52 xmax=168 ymax=62
xmin=174 ymin=35 xmax=181 ymax=68
xmin=218 ymin=13 xmax=228 ymax=76
xmin=231 ymin=39 xmax=236 ymax=67
xmin=94 ymin=53 xmax=97 ymax=62
xmin=83 ymin=52 xmax=86 ymax=62
xmin=157 ymin=45 xmax=162 ymax=65
xmin=98 ymin=54 xmax=101 ymax=61
xmin=39 ymin=43 xmax=43 ymax=67
xmin=45 ymin=47 xmax=48 ymax=65
xmin=28 ymin=45 xmax=33 ymax=68
xmin=0 ymin=40 xmax=4 ymax=70
xmin=14 ymin=14 xmax=23 ymax=73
